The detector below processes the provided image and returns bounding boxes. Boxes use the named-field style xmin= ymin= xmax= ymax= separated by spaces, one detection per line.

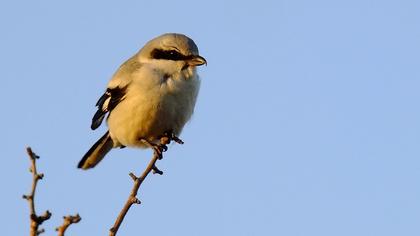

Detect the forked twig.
xmin=109 ymin=135 xmax=180 ymax=236
xmin=56 ymin=214 xmax=82 ymax=236
xmin=23 ymin=147 xmax=81 ymax=235
xmin=109 ymin=150 xmax=161 ymax=236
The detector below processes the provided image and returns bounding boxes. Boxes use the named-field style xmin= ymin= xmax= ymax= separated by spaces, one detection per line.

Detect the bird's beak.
xmin=187 ymin=55 xmax=207 ymax=66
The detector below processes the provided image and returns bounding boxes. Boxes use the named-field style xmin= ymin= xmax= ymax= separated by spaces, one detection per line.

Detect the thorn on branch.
xmin=39 ymin=210 xmax=52 ymax=222
xmin=129 ymin=172 xmax=138 ymax=181
xmin=36 ymin=228 xmax=45 ymax=235
xmin=37 ymin=173 xmax=44 ymax=180
xmin=30 ymin=210 xmax=52 ymax=224
xmin=152 ymin=165 xmax=163 ymax=175
xmin=110 ymin=227 xmax=117 ymax=234
xmin=131 ymin=197 xmax=141 ymax=205
xmin=56 ymin=214 xmax=81 ymax=236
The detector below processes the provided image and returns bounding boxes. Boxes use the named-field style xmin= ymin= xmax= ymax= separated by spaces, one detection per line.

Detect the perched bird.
xmin=78 ymin=33 xmax=206 ymax=169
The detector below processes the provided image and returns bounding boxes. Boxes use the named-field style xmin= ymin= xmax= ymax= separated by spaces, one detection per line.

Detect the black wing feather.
xmin=91 ymin=109 xmax=107 ymax=130
xmin=90 ymin=87 xmax=127 ymax=130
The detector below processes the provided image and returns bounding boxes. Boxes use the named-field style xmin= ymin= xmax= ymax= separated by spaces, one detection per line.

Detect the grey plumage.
xmin=78 ymin=33 xmax=206 ymax=169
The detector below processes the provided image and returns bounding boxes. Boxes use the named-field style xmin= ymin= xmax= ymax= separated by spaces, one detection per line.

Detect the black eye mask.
xmin=150 ymin=49 xmax=193 ymax=61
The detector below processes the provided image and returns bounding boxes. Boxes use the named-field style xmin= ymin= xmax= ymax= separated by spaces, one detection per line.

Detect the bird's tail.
xmin=78 ymin=131 xmax=113 ymax=169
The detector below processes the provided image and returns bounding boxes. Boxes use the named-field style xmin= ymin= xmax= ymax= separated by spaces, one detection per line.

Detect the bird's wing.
xmin=90 ymin=86 xmax=127 ymax=130
xmin=90 ymin=56 xmax=141 ymax=130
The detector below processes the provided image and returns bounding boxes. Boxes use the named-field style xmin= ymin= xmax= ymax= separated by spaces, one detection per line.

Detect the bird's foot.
xmin=161 ymin=131 xmax=184 ymax=145
xmin=140 ymin=139 xmax=167 ymax=160
xmin=139 ymin=132 xmax=183 ymax=160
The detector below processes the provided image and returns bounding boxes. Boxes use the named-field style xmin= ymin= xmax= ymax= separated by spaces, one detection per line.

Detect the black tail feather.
xmin=78 ymin=131 xmax=113 ymax=169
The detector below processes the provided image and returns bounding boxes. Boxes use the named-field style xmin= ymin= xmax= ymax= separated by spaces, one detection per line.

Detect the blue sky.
xmin=1 ymin=0 xmax=420 ymax=235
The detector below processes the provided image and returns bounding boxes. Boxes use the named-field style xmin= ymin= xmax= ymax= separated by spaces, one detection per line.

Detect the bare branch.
xmin=23 ymin=147 xmax=52 ymax=236
xmin=56 ymin=214 xmax=81 ymax=236
xmin=109 ymin=134 xmax=183 ymax=236
xmin=109 ymin=150 xmax=160 ymax=236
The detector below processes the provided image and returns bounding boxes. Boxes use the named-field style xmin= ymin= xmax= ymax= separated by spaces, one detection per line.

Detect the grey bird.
xmin=78 ymin=33 xmax=206 ymax=169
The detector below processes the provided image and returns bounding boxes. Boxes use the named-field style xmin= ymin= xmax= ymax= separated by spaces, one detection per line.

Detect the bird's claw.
xmin=171 ymin=135 xmax=184 ymax=144
xmin=140 ymin=131 xmax=183 ymax=160
xmin=161 ymin=131 xmax=184 ymax=145
xmin=140 ymin=138 xmax=164 ymax=159
xmin=159 ymin=144 xmax=168 ymax=152
xmin=153 ymin=144 xmax=168 ymax=160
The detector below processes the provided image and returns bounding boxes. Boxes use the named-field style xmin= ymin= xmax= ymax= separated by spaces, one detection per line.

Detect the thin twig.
xmin=56 ymin=214 xmax=81 ymax=236
xmin=109 ymin=150 xmax=161 ymax=236
xmin=109 ymin=134 xmax=182 ymax=236
xmin=109 ymin=133 xmax=184 ymax=236
xmin=23 ymin=147 xmax=52 ymax=236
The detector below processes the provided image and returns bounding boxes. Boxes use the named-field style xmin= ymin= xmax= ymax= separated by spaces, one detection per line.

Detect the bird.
xmin=78 ymin=33 xmax=206 ymax=169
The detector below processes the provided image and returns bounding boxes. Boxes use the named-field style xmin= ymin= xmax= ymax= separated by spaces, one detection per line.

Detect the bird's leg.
xmin=139 ymin=132 xmax=183 ymax=160
xmin=139 ymin=138 xmax=167 ymax=160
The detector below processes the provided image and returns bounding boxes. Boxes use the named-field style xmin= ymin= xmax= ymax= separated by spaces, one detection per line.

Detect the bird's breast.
xmin=107 ymin=71 xmax=200 ymax=148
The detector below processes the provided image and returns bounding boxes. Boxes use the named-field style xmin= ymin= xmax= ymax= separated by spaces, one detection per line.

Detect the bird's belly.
xmin=107 ymin=82 xmax=196 ymax=147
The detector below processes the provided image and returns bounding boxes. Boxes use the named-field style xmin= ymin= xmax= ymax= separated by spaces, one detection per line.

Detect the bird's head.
xmin=137 ymin=33 xmax=206 ymax=74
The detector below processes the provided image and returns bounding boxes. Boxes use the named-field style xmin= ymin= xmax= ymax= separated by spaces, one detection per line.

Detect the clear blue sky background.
xmin=1 ymin=0 xmax=419 ymax=235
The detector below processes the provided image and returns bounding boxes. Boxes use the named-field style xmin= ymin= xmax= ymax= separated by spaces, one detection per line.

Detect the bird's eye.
xmin=166 ymin=50 xmax=184 ymax=60
xmin=151 ymin=49 xmax=185 ymax=61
